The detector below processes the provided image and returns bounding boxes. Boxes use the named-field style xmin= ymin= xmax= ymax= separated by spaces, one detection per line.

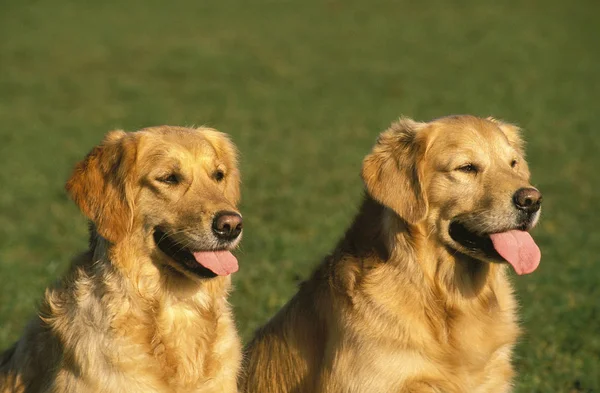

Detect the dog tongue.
xmin=192 ymin=251 xmax=238 ymax=276
xmin=489 ymin=230 xmax=541 ymax=275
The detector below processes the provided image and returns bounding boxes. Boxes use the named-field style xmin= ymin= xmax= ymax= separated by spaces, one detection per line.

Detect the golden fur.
xmin=0 ymin=126 xmax=243 ymax=393
xmin=240 ymin=115 xmax=541 ymax=393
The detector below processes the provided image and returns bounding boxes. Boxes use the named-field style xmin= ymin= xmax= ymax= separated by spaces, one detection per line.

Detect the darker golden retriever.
xmin=1 ymin=126 xmax=243 ymax=393
xmin=240 ymin=115 xmax=542 ymax=393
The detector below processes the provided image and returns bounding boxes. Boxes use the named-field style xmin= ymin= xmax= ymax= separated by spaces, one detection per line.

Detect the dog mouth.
xmin=448 ymin=220 xmax=541 ymax=275
xmin=449 ymin=221 xmax=500 ymax=258
xmin=153 ymin=228 xmax=238 ymax=278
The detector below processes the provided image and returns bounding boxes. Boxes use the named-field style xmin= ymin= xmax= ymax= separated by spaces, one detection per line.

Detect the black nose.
xmin=212 ymin=211 xmax=243 ymax=241
xmin=513 ymin=188 xmax=542 ymax=213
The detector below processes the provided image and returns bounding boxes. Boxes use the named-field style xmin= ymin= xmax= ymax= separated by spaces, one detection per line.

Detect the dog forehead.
xmin=428 ymin=118 xmax=511 ymax=157
xmin=138 ymin=128 xmax=218 ymax=159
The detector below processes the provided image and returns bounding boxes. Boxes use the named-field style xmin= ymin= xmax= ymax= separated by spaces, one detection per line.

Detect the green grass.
xmin=1 ymin=0 xmax=598 ymax=391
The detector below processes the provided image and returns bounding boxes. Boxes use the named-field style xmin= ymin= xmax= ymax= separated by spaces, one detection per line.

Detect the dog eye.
xmin=214 ymin=170 xmax=225 ymax=182
xmin=158 ymin=174 xmax=180 ymax=185
xmin=456 ymin=164 xmax=479 ymax=174
xmin=510 ymin=159 xmax=517 ymax=168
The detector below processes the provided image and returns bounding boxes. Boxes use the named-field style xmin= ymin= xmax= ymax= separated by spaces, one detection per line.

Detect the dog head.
xmin=362 ymin=115 xmax=541 ymax=275
xmin=66 ymin=126 xmax=242 ymax=280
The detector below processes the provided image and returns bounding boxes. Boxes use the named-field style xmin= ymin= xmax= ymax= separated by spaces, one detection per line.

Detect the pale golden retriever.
xmin=0 ymin=126 xmax=244 ymax=393
xmin=240 ymin=115 xmax=542 ymax=393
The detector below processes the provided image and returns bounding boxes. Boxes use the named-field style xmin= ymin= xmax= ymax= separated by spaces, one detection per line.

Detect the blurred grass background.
xmin=0 ymin=0 xmax=598 ymax=391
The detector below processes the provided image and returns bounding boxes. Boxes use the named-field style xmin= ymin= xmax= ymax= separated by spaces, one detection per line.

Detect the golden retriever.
xmin=240 ymin=115 xmax=542 ymax=393
xmin=0 ymin=126 xmax=243 ymax=393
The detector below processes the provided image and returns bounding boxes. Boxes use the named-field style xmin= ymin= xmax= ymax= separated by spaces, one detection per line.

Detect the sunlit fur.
xmin=240 ymin=115 xmax=540 ymax=393
xmin=0 ymin=126 xmax=243 ymax=393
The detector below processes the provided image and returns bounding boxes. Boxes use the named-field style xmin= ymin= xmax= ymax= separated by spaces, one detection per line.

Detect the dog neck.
xmin=337 ymin=195 xmax=503 ymax=303
xmin=40 ymin=225 xmax=237 ymax=387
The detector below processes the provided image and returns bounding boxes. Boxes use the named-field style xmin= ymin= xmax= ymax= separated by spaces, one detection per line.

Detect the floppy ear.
xmin=65 ymin=130 xmax=137 ymax=243
xmin=203 ymin=129 xmax=241 ymax=205
xmin=487 ymin=117 xmax=526 ymax=156
xmin=361 ymin=118 xmax=428 ymax=224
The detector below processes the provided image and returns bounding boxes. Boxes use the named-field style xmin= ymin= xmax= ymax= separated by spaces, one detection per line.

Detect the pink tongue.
xmin=192 ymin=250 xmax=238 ymax=276
xmin=489 ymin=230 xmax=541 ymax=275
